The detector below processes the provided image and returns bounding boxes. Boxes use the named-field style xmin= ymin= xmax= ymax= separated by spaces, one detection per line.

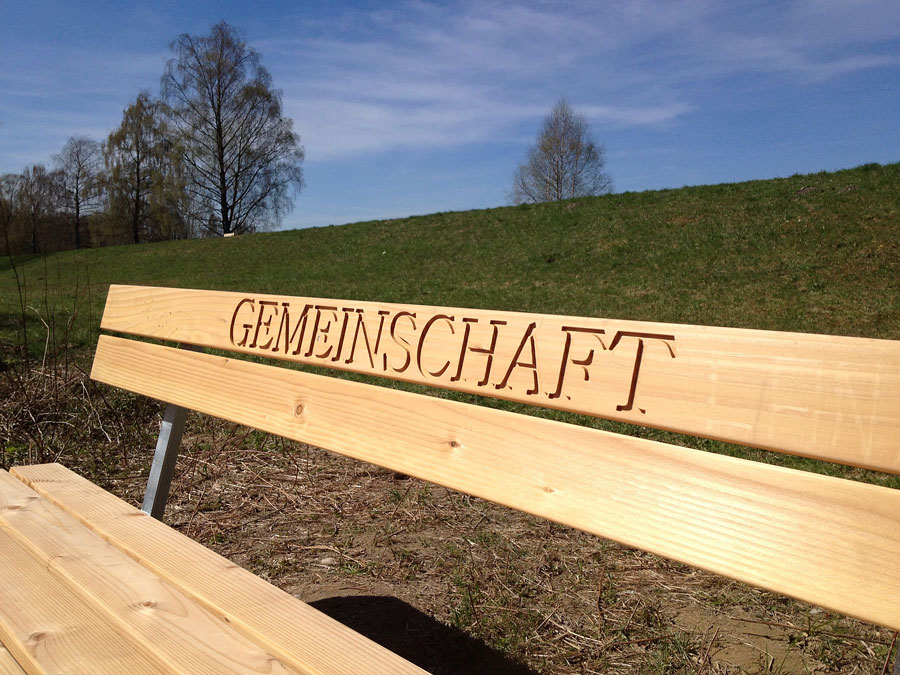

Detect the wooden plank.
xmin=0 ymin=642 xmax=25 ymax=675
xmin=0 ymin=471 xmax=300 ymax=675
xmin=99 ymin=284 xmax=900 ymax=473
xmin=8 ymin=464 xmax=425 ymax=675
xmin=0 ymin=498 xmax=168 ymax=673
xmin=87 ymin=335 xmax=900 ymax=631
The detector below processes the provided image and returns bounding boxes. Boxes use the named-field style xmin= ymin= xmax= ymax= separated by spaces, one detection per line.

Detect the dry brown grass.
xmin=2 ymin=365 xmax=897 ymax=673
xmin=109 ymin=410 xmax=896 ymax=674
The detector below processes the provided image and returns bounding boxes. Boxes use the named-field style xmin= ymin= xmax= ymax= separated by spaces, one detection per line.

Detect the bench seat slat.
xmin=99 ymin=285 xmax=900 ymax=475
xmin=0 ymin=640 xmax=26 ymax=674
xmin=0 ymin=470 xmax=302 ymax=674
xmin=9 ymin=463 xmax=426 ymax=675
xmin=89 ymin=335 xmax=900 ymax=631
xmin=0 ymin=477 xmax=169 ymax=674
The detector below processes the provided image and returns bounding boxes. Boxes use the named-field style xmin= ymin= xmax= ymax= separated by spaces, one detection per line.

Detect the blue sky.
xmin=1 ymin=1 xmax=898 ymax=229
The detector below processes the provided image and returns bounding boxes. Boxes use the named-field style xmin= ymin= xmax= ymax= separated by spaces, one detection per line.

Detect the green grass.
xmin=2 ymin=162 xmax=898 ymax=482
xmin=2 ymin=162 xmax=898 ymax=354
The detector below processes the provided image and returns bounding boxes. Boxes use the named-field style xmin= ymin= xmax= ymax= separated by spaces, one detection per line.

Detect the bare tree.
xmin=17 ymin=165 xmax=63 ymax=254
xmin=0 ymin=172 xmax=29 ymax=365
xmin=0 ymin=173 xmax=20 ymax=255
xmin=161 ymin=21 xmax=304 ymax=236
xmin=55 ymin=136 xmax=102 ymax=249
xmin=510 ymin=99 xmax=612 ymax=204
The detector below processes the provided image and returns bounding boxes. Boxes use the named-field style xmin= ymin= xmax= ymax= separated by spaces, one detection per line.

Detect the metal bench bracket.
xmin=141 ymin=344 xmax=200 ymax=520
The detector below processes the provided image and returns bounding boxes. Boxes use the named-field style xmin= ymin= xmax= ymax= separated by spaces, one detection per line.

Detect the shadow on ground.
xmin=310 ymin=595 xmax=537 ymax=674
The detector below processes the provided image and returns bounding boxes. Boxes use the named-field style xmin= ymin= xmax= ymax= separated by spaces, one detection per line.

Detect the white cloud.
xmin=2 ymin=0 xmax=897 ymax=179
xmin=643 ymin=1 xmax=900 ymax=83
xmin=273 ymin=2 xmax=704 ymax=161
xmin=580 ymin=103 xmax=694 ymax=127
xmin=271 ymin=1 xmax=898 ymax=163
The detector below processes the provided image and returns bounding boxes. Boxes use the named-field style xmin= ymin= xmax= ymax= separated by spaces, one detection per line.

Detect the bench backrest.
xmin=92 ymin=284 xmax=900 ymax=632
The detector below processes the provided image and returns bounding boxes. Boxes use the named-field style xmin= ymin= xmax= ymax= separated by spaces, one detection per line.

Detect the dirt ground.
xmin=95 ymin=415 xmax=896 ymax=674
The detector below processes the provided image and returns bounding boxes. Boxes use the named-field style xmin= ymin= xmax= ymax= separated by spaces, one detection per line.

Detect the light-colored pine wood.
xmin=0 ymin=505 xmax=168 ymax=673
xmin=87 ymin=335 xmax=900 ymax=631
xmin=0 ymin=642 xmax=25 ymax=675
xmin=8 ymin=464 xmax=426 ymax=675
xmin=0 ymin=470 xmax=300 ymax=675
xmin=99 ymin=284 xmax=900 ymax=473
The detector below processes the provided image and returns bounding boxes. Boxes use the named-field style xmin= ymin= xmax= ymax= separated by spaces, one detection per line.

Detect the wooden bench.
xmin=0 ymin=464 xmax=426 ymax=674
xmin=4 ymin=283 xmax=900 ymax=672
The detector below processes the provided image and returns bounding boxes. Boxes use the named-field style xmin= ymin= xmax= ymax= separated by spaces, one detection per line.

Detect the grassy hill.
xmin=2 ymin=161 xmax=899 ymax=358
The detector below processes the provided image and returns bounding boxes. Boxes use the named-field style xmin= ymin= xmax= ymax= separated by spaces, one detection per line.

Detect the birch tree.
xmin=103 ymin=92 xmax=189 ymax=244
xmin=55 ymin=136 xmax=102 ymax=249
xmin=510 ymin=99 xmax=612 ymax=204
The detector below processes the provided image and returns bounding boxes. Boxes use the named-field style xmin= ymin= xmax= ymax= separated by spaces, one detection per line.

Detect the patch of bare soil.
xmin=101 ymin=416 xmax=896 ymax=674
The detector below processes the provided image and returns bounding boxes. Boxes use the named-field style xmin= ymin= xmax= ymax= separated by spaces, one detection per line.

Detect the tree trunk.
xmin=30 ymin=215 xmax=38 ymax=254
xmin=133 ymin=163 xmax=141 ymax=244
xmin=217 ymin=125 xmax=230 ymax=236
xmin=74 ymin=188 xmax=81 ymax=250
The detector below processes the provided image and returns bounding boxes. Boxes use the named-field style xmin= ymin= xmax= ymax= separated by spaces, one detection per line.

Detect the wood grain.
xmin=0 ymin=641 xmax=25 ymax=675
xmin=99 ymin=285 xmax=900 ymax=474
xmin=0 ymin=479 xmax=168 ymax=673
xmin=0 ymin=470 xmax=300 ymax=675
xmin=88 ymin=335 xmax=900 ymax=631
xmin=9 ymin=464 xmax=426 ymax=675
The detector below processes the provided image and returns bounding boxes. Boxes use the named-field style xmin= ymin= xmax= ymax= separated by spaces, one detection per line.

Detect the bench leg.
xmin=141 ymin=344 xmax=200 ymax=521
xmin=142 ymin=401 xmax=189 ymax=520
